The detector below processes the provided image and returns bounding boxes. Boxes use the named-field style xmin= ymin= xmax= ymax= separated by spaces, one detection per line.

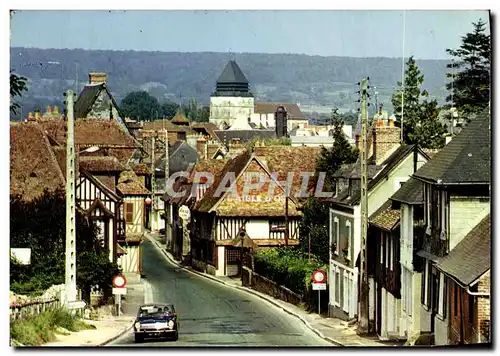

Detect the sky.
xmin=10 ymin=10 xmax=490 ymax=59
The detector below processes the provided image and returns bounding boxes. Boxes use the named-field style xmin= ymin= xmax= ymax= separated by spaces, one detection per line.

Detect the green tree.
xmin=120 ymin=91 xmax=162 ymax=121
xmin=316 ymin=109 xmax=359 ymax=192
xmin=10 ymin=190 xmax=119 ymax=302
xmin=161 ymin=100 xmax=179 ymax=120
xmin=391 ymin=56 xmax=447 ymax=148
xmin=199 ymin=106 xmax=210 ymax=123
xmin=446 ymin=19 xmax=491 ymax=117
xmin=10 ymin=73 xmax=28 ymax=115
xmin=184 ymin=98 xmax=200 ymax=122
xmin=299 ymin=109 xmax=359 ymax=263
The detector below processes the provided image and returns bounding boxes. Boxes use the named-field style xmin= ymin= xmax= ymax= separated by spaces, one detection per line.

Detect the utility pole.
xmin=151 ymin=135 xmax=156 ymax=231
xmin=65 ymin=89 xmax=77 ymax=305
xmin=400 ymin=10 xmax=406 ymax=143
xmin=358 ymin=78 xmax=370 ymax=334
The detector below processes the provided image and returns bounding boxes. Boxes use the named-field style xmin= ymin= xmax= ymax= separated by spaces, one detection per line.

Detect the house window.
xmin=334 ymin=267 xmax=340 ymax=306
xmin=438 ymin=272 xmax=445 ymax=318
xmin=343 ymin=272 xmax=349 ymax=312
xmin=334 ymin=217 xmax=339 ymax=255
xmin=385 ymin=233 xmax=390 ymax=269
xmin=390 ymin=235 xmax=394 ymax=271
xmin=422 ymin=261 xmax=429 ymax=307
xmin=426 ymin=185 xmax=431 ymax=226
xmin=125 ymin=202 xmax=134 ymax=223
xmin=345 ymin=221 xmax=351 ymax=261
xmin=380 ymin=233 xmax=384 ymax=264
xmin=269 ymin=220 xmax=286 ymax=233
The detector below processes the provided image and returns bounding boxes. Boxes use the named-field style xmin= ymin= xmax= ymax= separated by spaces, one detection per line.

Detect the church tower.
xmin=209 ymin=60 xmax=255 ymax=129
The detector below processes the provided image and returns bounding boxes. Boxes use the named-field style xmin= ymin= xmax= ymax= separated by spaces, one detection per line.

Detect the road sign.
xmin=312 ymin=283 xmax=327 ymax=290
xmin=113 ymin=274 xmax=127 ymax=288
xmin=112 ymin=287 xmax=127 ymax=295
xmin=179 ymin=205 xmax=191 ymax=221
xmin=312 ymin=269 xmax=327 ymax=284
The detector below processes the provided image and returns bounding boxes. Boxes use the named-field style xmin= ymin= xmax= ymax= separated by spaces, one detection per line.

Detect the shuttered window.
xmin=125 ymin=202 xmax=134 ymax=223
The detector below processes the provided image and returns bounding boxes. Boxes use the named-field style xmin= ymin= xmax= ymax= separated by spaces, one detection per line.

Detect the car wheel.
xmin=172 ymin=331 xmax=179 ymax=341
xmin=134 ymin=334 xmax=144 ymax=343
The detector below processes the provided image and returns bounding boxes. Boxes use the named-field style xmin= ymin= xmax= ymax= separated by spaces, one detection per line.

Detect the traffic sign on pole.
xmin=113 ymin=274 xmax=127 ymax=288
xmin=311 ymin=270 xmax=327 ymax=315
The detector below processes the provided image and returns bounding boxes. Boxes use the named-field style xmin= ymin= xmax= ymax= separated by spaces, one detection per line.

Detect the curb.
xmin=146 ymin=235 xmax=344 ymax=346
xmin=99 ymin=323 xmax=134 ymax=346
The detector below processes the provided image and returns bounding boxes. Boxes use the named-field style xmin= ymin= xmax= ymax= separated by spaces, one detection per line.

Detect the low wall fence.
xmin=10 ymin=298 xmax=62 ymax=321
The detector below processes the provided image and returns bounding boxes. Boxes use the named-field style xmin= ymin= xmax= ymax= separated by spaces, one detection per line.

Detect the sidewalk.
xmin=41 ymin=281 xmax=146 ymax=347
xmin=146 ymin=232 xmax=402 ymax=347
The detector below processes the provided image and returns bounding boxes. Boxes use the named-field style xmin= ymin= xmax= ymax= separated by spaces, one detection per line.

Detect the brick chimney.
xmin=89 ymin=72 xmax=107 ymax=85
xmin=355 ymin=121 xmax=400 ymax=165
xmin=53 ymin=105 xmax=59 ymax=115
xmin=371 ymin=125 xmax=401 ymax=165
xmin=196 ymin=136 xmax=207 ymax=159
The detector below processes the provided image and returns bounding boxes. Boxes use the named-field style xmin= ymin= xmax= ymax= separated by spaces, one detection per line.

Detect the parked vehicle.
xmin=133 ymin=303 xmax=179 ymax=342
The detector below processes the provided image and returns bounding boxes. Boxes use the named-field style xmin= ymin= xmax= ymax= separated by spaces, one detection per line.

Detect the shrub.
xmin=10 ymin=308 xmax=94 ymax=346
xmin=253 ymin=246 xmax=327 ymax=296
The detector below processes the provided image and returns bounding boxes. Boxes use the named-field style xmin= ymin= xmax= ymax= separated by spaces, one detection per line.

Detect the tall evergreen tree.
xmin=391 ymin=56 xmax=447 ymax=149
xmin=445 ymin=19 xmax=491 ymax=117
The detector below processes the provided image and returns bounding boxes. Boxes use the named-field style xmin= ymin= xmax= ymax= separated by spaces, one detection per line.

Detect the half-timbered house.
xmin=411 ymin=107 xmax=491 ymax=346
xmin=189 ymin=146 xmax=320 ymax=277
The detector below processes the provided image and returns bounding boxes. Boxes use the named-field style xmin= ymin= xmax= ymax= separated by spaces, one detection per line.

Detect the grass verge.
xmin=10 ymin=308 xmax=95 ymax=346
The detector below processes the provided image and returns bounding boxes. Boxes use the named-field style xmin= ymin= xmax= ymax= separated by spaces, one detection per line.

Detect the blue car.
xmin=133 ymin=303 xmax=179 ymax=343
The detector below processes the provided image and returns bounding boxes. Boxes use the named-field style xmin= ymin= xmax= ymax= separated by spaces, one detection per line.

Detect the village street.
xmin=107 ymin=240 xmax=332 ymax=347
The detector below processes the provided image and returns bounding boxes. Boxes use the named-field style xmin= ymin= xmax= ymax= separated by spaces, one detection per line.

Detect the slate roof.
xmin=369 ymin=200 xmax=400 ymax=232
xmin=390 ymin=177 xmax=424 ymax=205
xmin=329 ymin=144 xmax=426 ymax=206
xmin=214 ymin=129 xmax=276 ymax=143
xmin=154 ymin=141 xmax=199 ymax=177
xmin=74 ymin=84 xmax=102 ymax=118
xmin=10 ymin=122 xmax=66 ymax=202
xmin=413 ymin=107 xmax=491 ymax=185
xmin=217 ymin=60 xmax=249 ymax=84
xmin=435 ymin=214 xmax=491 ymax=287
xmin=254 ymin=102 xmax=306 ymax=120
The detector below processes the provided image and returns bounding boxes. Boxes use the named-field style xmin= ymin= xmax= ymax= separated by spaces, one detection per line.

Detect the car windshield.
xmin=138 ymin=305 xmax=174 ymax=317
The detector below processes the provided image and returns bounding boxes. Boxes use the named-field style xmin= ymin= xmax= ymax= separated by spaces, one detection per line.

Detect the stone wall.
xmin=242 ymin=267 xmax=302 ymax=306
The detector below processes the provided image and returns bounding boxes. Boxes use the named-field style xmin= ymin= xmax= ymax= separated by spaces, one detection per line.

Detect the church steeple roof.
xmin=213 ymin=60 xmax=253 ymax=97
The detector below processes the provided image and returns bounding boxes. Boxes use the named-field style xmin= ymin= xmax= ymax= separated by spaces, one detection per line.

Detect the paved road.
xmin=108 ymin=240 xmax=332 ymax=347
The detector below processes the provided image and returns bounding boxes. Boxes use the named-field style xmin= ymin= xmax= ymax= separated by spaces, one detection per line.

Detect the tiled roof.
xmin=436 ymin=214 xmax=491 ymax=287
xmin=131 ymin=163 xmax=152 ymax=175
xmin=116 ymin=170 xmax=152 ymax=196
xmin=390 ymin=177 xmax=424 ymax=205
xmin=140 ymin=120 xmax=196 ymax=135
xmin=369 ymin=200 xmax=400 ymax=231
xmin=413 ymin=107 xmax=491 ymax=185
xmin=254 ymin=102 xmax=305 ymax=120
xmin=214 ymin=129 xmax=277 ymax=143
xmin=194 ymin=146 xmax=320 ymax=216
xmin=79 ymin=156 xmax=126 ymax=172
xmin=188 ymin=159 xmax=228 ymax=184
xmin=37 ymin=117 xmax=139 ymax=149
xmin=195 ymin=150 xmax=252 ymax=213
xmin=170 ymin=109 xmax=190 ymax=125
xmin=10 ymin=122 xmax=66 ymax=202
xmin=191 ymin=122 xmax=219 ymax=139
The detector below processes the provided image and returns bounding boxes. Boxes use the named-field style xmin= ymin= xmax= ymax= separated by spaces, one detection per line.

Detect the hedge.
xmin=253 ymin=246 xmax=327 ymax=297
